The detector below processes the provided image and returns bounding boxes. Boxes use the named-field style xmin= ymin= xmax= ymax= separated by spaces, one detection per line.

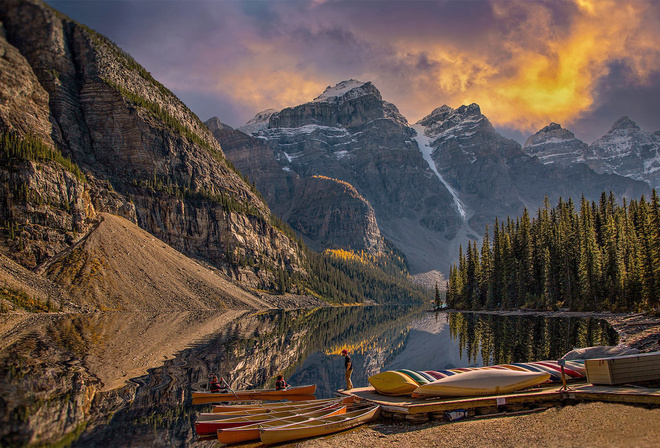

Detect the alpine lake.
xmin=0 ymin=306 xmax=618 ymax=447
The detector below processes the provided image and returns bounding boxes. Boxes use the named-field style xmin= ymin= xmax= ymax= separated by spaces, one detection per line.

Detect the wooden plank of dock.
xmin=336 ymin=382 xmax=660 ymax=419
xmin=568 ymin=384 xmax=660 ymax=406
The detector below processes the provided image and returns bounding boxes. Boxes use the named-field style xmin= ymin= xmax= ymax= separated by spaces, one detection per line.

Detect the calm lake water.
xmin=0 ymin=307 xmax=618 ymax=447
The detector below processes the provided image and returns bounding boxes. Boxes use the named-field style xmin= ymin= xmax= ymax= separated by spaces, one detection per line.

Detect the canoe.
xmin=195 ymin=403 xmax=333 ymax=435
xmin=534 ymin=361 xmax=583 ymax=378
xmin=259 ymin=405 xmax=381 ymax=445
xmin=216 ymin=406 xmax=347 ymax=444
xmin=211 ymin=397 xmax=349 ymax=414
xmin=415 ymin=371 xmax=438 ymax=383
xmin=368 ymin=371 xmax=419 ymax=396
xmin=396 ymin=369 xmax=430 ymax=384
xmin=192 ymin=384 xmax=316 ymax=403
xmin=198 ymin=400 xmax=343 ymax=421
xmin=412 ymin=369 xmax=551 ymax=398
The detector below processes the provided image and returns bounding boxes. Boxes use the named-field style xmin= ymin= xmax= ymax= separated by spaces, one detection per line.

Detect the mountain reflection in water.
xmin=0 ymin=307 xmax=618 ymax=447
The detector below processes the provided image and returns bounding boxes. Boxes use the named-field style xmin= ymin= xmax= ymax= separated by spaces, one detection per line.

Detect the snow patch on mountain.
xmin=522 ymin=122 xmax=588 ymax=167
xmin=313 ymin=79 xmax=366 ymax=102
xmin=238 ymin=108 xmax=278 ymax=135
xmin=412 ymin=123 xmax=467 ymax=221
xmin=587 ymin=116 xmax=660 ymax=188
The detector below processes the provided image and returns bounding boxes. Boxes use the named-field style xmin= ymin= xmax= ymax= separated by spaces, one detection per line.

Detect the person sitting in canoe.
xmin=275 ymin=375 xmax=289 ymax=390
xmin=209 ymin=375 xmax=228 ymax=393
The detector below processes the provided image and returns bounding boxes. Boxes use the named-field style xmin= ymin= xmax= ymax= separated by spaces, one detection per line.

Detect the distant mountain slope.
xmin=416 ymin=104 xmax=650 ymax=233
xmin=206 ymin=118 xmax=386 ymax=254
xmin=524 ymin=118 xmax=660 ymax=189
xmin=223 ymin=83 xmax=649 ymax=275
xmin=522 ymin=122 xmax=589 ymax=167
xmin=587 ymin=117 xmax=660 ymax=189
xmin=218 ymin=80 xmax=464 ymax=274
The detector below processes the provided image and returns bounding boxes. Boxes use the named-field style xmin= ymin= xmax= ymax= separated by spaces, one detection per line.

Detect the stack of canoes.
xmin=368 ymin=360 xmax=587 ymax=398
xmin=195 ymin=397 xmax=380 ymax=445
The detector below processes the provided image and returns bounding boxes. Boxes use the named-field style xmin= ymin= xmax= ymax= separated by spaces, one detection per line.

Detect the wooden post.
xmin=558 ymin=359 xmax=572 ymax=391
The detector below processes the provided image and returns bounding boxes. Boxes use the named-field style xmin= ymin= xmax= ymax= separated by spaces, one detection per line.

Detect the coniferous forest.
xmin=447 ymin=191 xmax=660 ymax=313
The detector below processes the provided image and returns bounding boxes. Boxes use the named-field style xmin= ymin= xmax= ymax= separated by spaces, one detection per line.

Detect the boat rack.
xmin=336 ymin=382 xmax=660 ymax=423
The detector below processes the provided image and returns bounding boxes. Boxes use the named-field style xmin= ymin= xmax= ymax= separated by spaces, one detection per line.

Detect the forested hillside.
xmin=447 ymin=191 xmax=660 ymax=312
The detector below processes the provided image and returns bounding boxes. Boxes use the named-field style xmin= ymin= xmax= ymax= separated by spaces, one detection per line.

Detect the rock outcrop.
xmin=220 ymin=80 xmax=463 ymax=273
xmin=208 ymin=119 xmax=385 ymax=254
xmin=523 ymin=122 xmax=589 ymax=167
xmin=0 ymin=0 xmax=307 ymax=299
xmin=524 ymin=118 xmax=660 ymax=190
xmin=416 ymin=104 xmax=650 ymax=233
xmin=226 ymin=87 xmax=649 ymax=275
xmin=586 ymin=117 xmax=660 ymax=189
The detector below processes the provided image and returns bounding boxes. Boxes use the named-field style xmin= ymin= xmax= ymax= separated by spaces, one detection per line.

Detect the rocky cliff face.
xmin=208 ymin=119 xmax=385 ymax=254
xmin=522 ymin=122 xmax=589 ymax=167
xmin=586 ymin=117 xmax=660 ymax=189
xmin=221 ymin=80 xmax=463 ymax=273
xmin=524 ymin=118 xmax=660 ymax=190
xmin=416 ymin=104 xmax=650 ymax=233
xmin=0 ymin=0 xmax=305 ymax=294
xmin=221 ymin=82 xmax=650 ymax=274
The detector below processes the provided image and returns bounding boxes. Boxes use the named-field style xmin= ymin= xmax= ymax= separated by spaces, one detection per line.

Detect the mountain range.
xmin=0 ymin=0 xmax=655 ymax=312
xmin=210 ymin=81 xmax=652 ymax=275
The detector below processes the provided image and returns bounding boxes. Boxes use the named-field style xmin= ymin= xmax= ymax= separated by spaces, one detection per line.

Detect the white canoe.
xmin=195 ymin=403 xmax=335 ymax=435
xmin=216 ymin=405 xmax=347 ymax=444
xmin=211 ymin=396 xmax=351 ymax=413
xmin=259 ymin=405 xmax=381 ymax=445
xmin=412 ymin=369 xmax=551 ymax=398
xmin=198 ymin=399 xmax=342 ymax=421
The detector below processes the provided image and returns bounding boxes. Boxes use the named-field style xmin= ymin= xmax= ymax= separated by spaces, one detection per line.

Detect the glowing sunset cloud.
xmin=389 ymin=0 xmax=660 ymax=131
xmin=46 ymin=0 xmax=660 ymax=140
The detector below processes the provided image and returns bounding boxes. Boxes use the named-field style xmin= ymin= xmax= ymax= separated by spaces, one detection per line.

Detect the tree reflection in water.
xmin=448 ymin=312 xmax=619 ymax=366
xmin=0 ymin=307 xmax=618 ymax=447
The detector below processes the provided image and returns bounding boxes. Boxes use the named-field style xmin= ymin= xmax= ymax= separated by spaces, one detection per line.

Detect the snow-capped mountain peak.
xmin=313 ymin=79 xmax=372 ymax=103
xmin=238 ymin=108 xmax=279 ymax=134
xmin=522 ymin=122 xmax=588 ymax=166
xmin=609 ymin=116 xmax=640 ymax=133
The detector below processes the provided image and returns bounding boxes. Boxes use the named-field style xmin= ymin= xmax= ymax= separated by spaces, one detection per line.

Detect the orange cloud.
xmin=397 ymin=0 xmax=660 ymax=130
xmin=219 ymin=70 xmax=325 ymax=114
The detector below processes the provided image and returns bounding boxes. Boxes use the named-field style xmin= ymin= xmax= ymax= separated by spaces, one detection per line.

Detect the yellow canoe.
xmin=259 ymin=405 xmax=381 ymax=445
xmin=216 ymin=405 xmax=347 ymax=444
xmin=412 ymin=369 xmax=551 ymax=398
xmin=368 ymin=371 xmax=419 ymax=396
xmin=192 ymin=384 xmax=316 ymax=404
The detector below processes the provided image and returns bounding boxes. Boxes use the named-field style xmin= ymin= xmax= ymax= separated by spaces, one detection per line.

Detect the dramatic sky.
xmin=46 ymin=0 xmax=660 ymax=143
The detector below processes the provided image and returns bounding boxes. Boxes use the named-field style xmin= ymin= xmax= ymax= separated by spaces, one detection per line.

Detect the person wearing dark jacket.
xmin=341 ymin=349 xmax=353 ymax=390
xmin=210 ymin=375 xmax=223 ymax=393
xmin=275 ymin=375 xmax=289 ymax=390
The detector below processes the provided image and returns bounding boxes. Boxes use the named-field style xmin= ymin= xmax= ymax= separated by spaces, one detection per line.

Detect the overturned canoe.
xmin=368 ymin=371 xmax=419 ymax=396
xmin=412 ymin=369 xmax=550 ymax=398
xmin=216 ymin=405 xmax=347 ymax=444
xmin=259 ymin=405 xmax=381 ymax=445
xmin=192 ymin=384 xmax=316 ymax=403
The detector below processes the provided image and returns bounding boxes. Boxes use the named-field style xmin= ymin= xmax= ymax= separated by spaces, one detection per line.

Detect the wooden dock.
xmin=336 ymin=383 xmax=660 ymax=422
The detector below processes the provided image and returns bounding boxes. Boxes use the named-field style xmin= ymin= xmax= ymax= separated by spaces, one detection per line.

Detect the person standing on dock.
xmin=341 ymin=349 xmax=353 ymax=390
